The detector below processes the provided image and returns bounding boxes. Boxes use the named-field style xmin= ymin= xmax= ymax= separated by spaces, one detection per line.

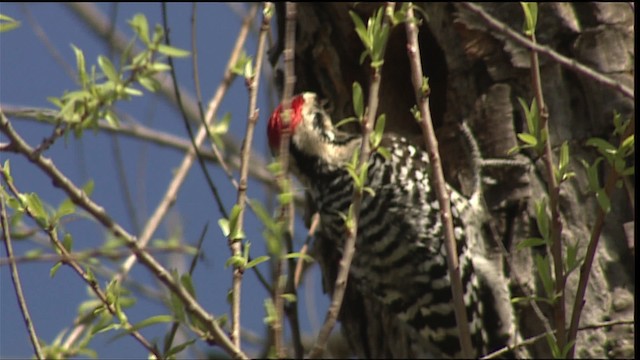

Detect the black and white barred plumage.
xmin=267 ymin=92 xmax=521 ymax=358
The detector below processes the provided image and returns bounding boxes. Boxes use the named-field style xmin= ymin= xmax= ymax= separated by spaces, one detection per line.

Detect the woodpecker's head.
xmin=267 ymin=92 xmax=360 ymax=174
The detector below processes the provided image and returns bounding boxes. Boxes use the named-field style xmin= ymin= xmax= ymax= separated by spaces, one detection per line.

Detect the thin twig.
xmin=524 ymin=15 xmax=567 ymax=351
xmin=2 ymin=176 xmax=161 ymax=358
xmin=0 ymin=245 xmax=196 ymax=266
xmin=161 ymin=4 xmax=229 ymax=221
xmin=405 ymin=4 xmax=474 ymax=357
xmin=566 ymin=121 xmax=635 ymax=358
xmin=0 ymin=111 xmax=249 ymax=360
xmin=1 ymin=192 xmax=45 ymax=359
xmin=111 ymin=2 xmax=256 ymax=281
xmin=102 ymin=3 xmax=141 ymax=235
xmin=278 ymin=3 xmax=305 ymax=357
xmin=230 ymin=2 xmax=272 ymax=349
xmin=294 ymin=213 xmax=320 ymax=289
xmin=20 ymin=3 xmax=76 ymax=80
xmin=265 ymin=2 xmax=296 ymax=357
xmin=164 ymin=223 xmax=208 ymax=356
xmin=483 ymin=318 xmax=635 ymax=359
xmin=308 ymin=4 xmax=395 ymax=357
xmin=2 ymin=106 xmax=281 ymax=197
xmin=459 ymin=2 xmax=634 ymax=100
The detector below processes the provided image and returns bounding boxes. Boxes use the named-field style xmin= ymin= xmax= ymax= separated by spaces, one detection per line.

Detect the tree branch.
xmin=405 ymin=4 xmax=474 ymax=357
xmin=0 ymin=191 xmax=45 ymax=359
xmin=459 ymin=2 xmax=634 ymax=100
xmin=0 ymin=110 xmax=249 ymax=360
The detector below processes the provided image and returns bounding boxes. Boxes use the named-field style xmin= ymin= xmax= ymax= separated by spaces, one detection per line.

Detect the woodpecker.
xmin=267 ymin=92 xmax=523 ymax=358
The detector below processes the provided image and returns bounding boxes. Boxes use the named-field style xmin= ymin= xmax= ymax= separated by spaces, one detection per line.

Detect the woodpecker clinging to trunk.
xmin=267 ymin=92 xmax=523 ymax=358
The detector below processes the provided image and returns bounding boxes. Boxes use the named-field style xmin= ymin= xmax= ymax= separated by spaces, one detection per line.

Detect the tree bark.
xmin=271 ymin=2 xmax=634 ymax=358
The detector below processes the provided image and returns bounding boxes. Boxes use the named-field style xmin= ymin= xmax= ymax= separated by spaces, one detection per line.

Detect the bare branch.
xmin=483 ymin=319 xmax=635 ymax=359
xmin=0 ymin=110 xmax=249 ymax=360
xmin=1 ymin=191 xmax=45 ymax=359
xmin=567 ymin=120 xmax=635 ymax=358
xmin=459 ymin=2 xmax=634 ymax=99
xmin=308 ymin=3 xmax=395 ymax=357
xmin=405 ymin=4 xmax=474 ymax=357
xmin=2 ymin=175 xmax=160 ymax=358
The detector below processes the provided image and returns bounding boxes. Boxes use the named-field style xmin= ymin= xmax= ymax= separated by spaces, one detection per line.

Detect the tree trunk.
xmin=270 ymin=2 xmax=634 ymax=358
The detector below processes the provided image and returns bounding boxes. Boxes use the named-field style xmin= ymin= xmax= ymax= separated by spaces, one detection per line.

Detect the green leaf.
xmin=620 ymin=134 xmax=634 ymax=155
xmin=282 ymin=252 xmax=314 ymax=263
xmin=421 ymin=76 xmax=430 ymax=95
xmin=82 ymin=180 xmax=95 ymax=197
xmin=0 ymin=13 xmax=21 ymax=32
xmin=211 ymin=112 xmax=232 ymax=135
xmin=2 ymin=159 xmax=13 ymax=185
xmin=545 ymin=333 xmax=562 ymax=359
xmin=250 ymin=199 xmax=277 ymax=230
xmin=516 ymin=237 xmax=547 ymax=250
xmin=511 ymin=295 xmax=554 ymax=305
xmin=534 ymin=198 xmax=550 ymax=241
xmin=24 ymin=249 xmax=44 ymax=259
xmin=231 ymin=51 xmax=251 ymax=76
xmin=130 ymin=315 xmax=173 ymax=332
xmin=71 ymin=44 xmax=88 ymax=87
xmin=98 ymin=55 xmax=119 ymax=83
xmin=157 ymin=44 xmax=191 ymax=58
xmin=410 ymin=105 xmax=421 ymax=122
xmin=168 ymin=290 xmax=186 ymax=323
xmin=85 ymin=267 xmax=96 ymax=284
xmin=352 ymin=82 xmax=364 ymax=119
xmin=122 ymin=86 xmax=143 ymax=96
xmin=376 ymin=145 xmax=391 ymax=160
xmin=281 ymin=293 xmax=297 ymax=303
xmin=564 ymin=241 xmax=580 ymax=276
xmin=148 ymin=62 xmax=172 ymax=73
xmin=225 ymin=255 xmax=246 ymax=269
xmin=584 ymin=157 xmax=602 ymax=193
xmin=518 ymin=97 xmax=539 ymax=137
xmin=138 ymin=76 xmax=160 ymax=92
xmin=349 ymin=11 xmax=370 ymax=51
xmin=343 ymin=204 xmax=356 ymax=231
xmin=165 ymin=339 xmax=196 ymax=358
xmin=62 ymin=233 xmax=73 ymax=252
xmin=535 ymin=254 xmax=555 ymax=301
xmin=595 ymin=189 xmax=611 ymax=213
xmin=559 ymin=141 xmax=569 ymax=171
xmin=517 ymin=133 xmax=538 ymax=147
xmin=180 ymin=273 xmax=197 ymax=299
xmin=362 ymin=186 xmax=375 ymax=198
xmin=243 ymin=58 xmax=254 ymax=79
xmin=227 ymin=204 xmax=244 ymax=240
xmin=151 ymin=23 xmax=165 ymax=45
xmin=50 ymin=261 xmax=63 ymax=278
xmin=520 ymin=2 xmax=538 ymax=36
xmin=371 ymin=113 xmax=386 ymax=148
xmin=246 ymin=256 xmax=269 ymax=269
xmin=335 ymin=116 xmax=359 ymax=129
xmin=104 ymin=110 xmax=119 ymax=128
xmin=21 ymin=193 xmax=49 ymax=228
xmin=557 ymin=141 xmax=571 ymax=183
xmin=263 ymin=298 xmax=277 ymax=325
xmin=129 ymin=14 xmax=150 ymax=45
xmin=218 ymin=218 xmax=230 ymax=237
xmin=586 ymin=137 xmax=616 ymax=156
xmin=277 ymin=192 xmax=294 ymax=206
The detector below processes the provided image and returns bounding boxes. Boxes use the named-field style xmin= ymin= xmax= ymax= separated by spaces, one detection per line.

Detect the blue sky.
xmin=0 ymin=3 xmax=327 ymax=358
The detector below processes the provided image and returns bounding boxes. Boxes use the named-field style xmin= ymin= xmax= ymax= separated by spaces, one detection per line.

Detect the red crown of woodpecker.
xmin=267 ymin=94 xmax=306 ymax=151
